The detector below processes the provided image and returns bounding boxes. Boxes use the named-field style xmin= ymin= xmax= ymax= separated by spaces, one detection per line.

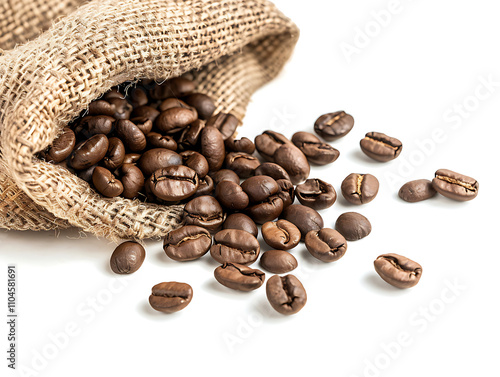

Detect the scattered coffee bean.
xmin=295 ymin=178 xmax=336 ymax=210
xmin=210 ymin=229 xmax=260 ymax=265
xmin=273 ymin=144 xmax=310 ymax=184
xmin=280 ymin=204 xmax=324 ymax=240
xmin=180 ymin=150 xmax=209 ymax=178
xmin=146 ymin=132 xmax=178 ymax=150
xmin=110 ymin=241 xmax=146 ymax=274
xmin=399 ymin=179 xmax=437 ymax=203
xmin=215 ymin=180 xmax=249 ymax=210
xmin=341 ymin=173 xmax=379 ymax=205
xmin=118 ymin=164 xmax=144 ymax=199
xmin=130 ymin=105 xmax=160 ymax=122
xmin=224 ymin=152 xmax=260 ymax=178
xmin=210 ymin=169 xmax=240 ymax=186
xmin=77 ymin=115 xmax=115 ymax=138
xmin=254 ymin=130 xmax=292 ymax=161
xmin=131 ymin=117 xmax=153 ymax=135
xmin=291 ymin=131 xmax=340 ymax=165
xmin=214 ymin=263 xmax=265 ymax=291
xmin=184 ymin=195 xmax=225 ymax=231
xmin=374 ymin=253 xmax=422 ymax=289
xmin=335 ymin=212 xmax=371 ymax=241
xmin=305 ymin=228 xmax=347 ymax=262
xmin=432 ymin=169 xmax=479 ymax=201
xmin=223 ymin=213 xmax=258 ymax=237
xmin=266 ymin=274 xmax=307 ymax=315
xmin=178 ymin=120 xmax=204 ymax=150
xmin=182 ymin=93 xmax=216 ymax=120
xmin=261 ymin=219 xmax=301 ymax=250
xmin=241 ymin=175 xmax=279 ymax=203
xmin=92 ymin=166 xmax=124 ymax=197
xmin=360 ymin=132 xmax=402 ymax=162
xmin=314 ymin=111 xmax=354 ymax=141
xmin=155 ymin=106 xmax=198 ymax=134
xmin=246 ymin=195 xmax=284 ymax=224
xmin=225 ymin=137 xmax=256 ymax=154
xmin=200 ymin=126 xmax=225 ymax=172
xmin=43 ymin=128 xmax=76 ymax=163
xmin=102 ymin=137 xmax=126 ymax=170
xmin=195 ymin=175 xmax=214 ymax=197
xmin=254 ymin=162 xmax=291 ymax=181
xmin=158 ymin=98 xmax=191 ymax=112
xmin=88 ymin=100 xmax=116 ymax=117
xmin=276 ymin=179 xmax=295 ymax=209
xmin=206 ymin=112 xmax=239 ymax=140
xmin=163 ymin=225 xmax=212 ymax=261
xmin=137 ymin=148 xmax=182 ymax=178
xmin=146 ymin=165 xmax=198 ymax=201
xmin=115 ymin=119 xmax=147 ymax=152
xmin=69 ymin=134 xmax=109 ymax=170
xmin=149 ymin=282 xmax=193 ymax=313
xmin=259 ymin=250 xmax=298 ymax=274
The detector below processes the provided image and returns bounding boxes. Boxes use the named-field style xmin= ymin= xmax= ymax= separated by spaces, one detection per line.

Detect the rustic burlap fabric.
xmin=0 ymin=0 xmax=299 ymax=241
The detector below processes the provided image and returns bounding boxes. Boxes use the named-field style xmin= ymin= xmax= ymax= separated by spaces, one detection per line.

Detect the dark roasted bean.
xmin=374 ymin=254 xmax=422 ymax=289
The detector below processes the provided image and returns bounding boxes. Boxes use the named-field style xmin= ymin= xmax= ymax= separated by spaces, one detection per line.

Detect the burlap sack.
xmin=0 ymin=0 xmax=299 ymax=241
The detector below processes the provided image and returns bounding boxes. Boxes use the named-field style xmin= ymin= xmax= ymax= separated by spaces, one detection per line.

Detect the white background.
xmin=1 ymin=0 xmax=500 ymax=376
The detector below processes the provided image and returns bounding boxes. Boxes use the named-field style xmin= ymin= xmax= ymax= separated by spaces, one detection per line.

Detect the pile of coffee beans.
xmin=41 ymin=76 xmax=479 ymax=315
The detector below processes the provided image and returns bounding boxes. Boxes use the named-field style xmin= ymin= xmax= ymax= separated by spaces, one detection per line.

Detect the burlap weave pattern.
xmin=0 ymin=0 xmax=299 ymax=241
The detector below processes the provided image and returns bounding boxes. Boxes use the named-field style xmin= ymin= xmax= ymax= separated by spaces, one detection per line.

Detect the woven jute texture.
xmin=0 ymin=0 xmax=299 ymax=241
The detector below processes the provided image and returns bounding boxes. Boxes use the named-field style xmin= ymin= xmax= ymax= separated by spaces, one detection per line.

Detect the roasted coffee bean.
xmin=261 ymin=219 xmax=301 ymax=250
xmin=266 ymin=274 xmax=306 ymax=315
xmin=314 ymin=111 xmax=354 ymax=141
xmin=214 ymin=263 xmax=265 ymax=291
xmin=77 ymin=115 xmax=115 ymax=138
xmin=92 ymin=166 xmax=124 ymax=197
xmin=115 ymin=119 xmax=147 ymax=152
xmin=77 ymin=165 xmax=97 ymax=182
xmin=223 ymin=213 xmax=258 ymax=237
xmin=200 ymin=126 xmax=225 ymax=172
xmin=146 ymin=132 xmax=178 ymax=150
xmin=194 ymin=175 xmax=214 ymax=197
xmin=146 ymin=165 xmax=198 ymax=201
xmin=108 ymin=98 xmax=133 ymax=120
xmin=69 ymin=134 xmax=109 ymax=170
xmin=254 ymin=162 xmax=291 ymax=181
xmin=206 ymin=112 xmax=239 ymax=140
xmin=241 ymin=175 xmax=279 ymax=203
xmin=184 ymin=195 xmax=225 ymax=231
xmin=43 ymin=128 xmax=75 ymax=163
xmin=211 ymin=169 xmax=240 ymax=186
xmin=130 ymin=88 xmax=149 ymax=108
xmin=149 ymin=282 xmax=193 ymax=313
xmin=110 ymin=241 xmax=146 ymax=274
xmin=224 ymin=152 xmax=260 ymax=178
xmin=163 ymin=225 xmax=211 ymax=261
xmin=158 ymin=98 xmax=191 ymax=112
xmin=341 ymin=173 xmax=379 ymax=205
xmin=260 ymin=250 xmax=298 ymax=274
xmin=254 ymin=130 xmax=293 ymax=161
xmin=183 ymin=93 xmax=216 ymax=120
xmin=214 ymin=181 xmax=249 ymax=210
xmin=119 ymin=164 xmax=145 ymax=199
xmin=137 ymin=148 xmax=182 ymax=178
xmin=280 ymin=204 xmax=324 ymax=241
xmin=150 ymin=77 xmax=196 ymax=100
xmin=224 ymin=137 xmax=256 ymax=154
xmin=123 ymin=153 xmax=142 ymax=165
xmin=374 ymin=254 xmax=422 ymax=289
xmin=210 ymin=229 xmax=260 ymax=265
xmin=88 ymin=100 xmax=116 ymax=116
xmin=273 ymin=144 xmax=310 ymax=184
xmin=399 ymin=179 xmax=437 ymax=203
xmin=180 ymin=151 xmax=209 ymax=178
xmin=432 ymin=169 xmax=479 ymax=201
xmin=103 ymin=88 xmax=124 ymax=100
xmin=295 ymin=178 xmax=336 ymax=210
xmin=102 ymin=137 xmax=126 ymax=170
xmin=335 ymin=212 xmax=371 ymax=241
xmin=305 ymin=228 xmax=347 ymax=262
xmin=178 ymin=120 xmax=204 ymax=150
xmin=291 ymin=131 xmax=340 ymax=165
xmin=276 ymin=179 xmax=295 ymax=209
xmin=130 ymin=117 xmax=153 ymax=134
xmin=155 ymin=107 xmax=198 ymax=134
xmin=130 ymin=105 xmax=160 ymax=122
xmin=360 ymin=132 xmax=402 ymax=162
xmin=246 ymin=195 xmax=284 ymax=224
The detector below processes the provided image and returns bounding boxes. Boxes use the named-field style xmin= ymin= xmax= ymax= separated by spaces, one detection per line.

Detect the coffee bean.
xmin=137 ymin=148 xmax=182 ymax=178
xmin=146 ymin=132 xmax=178 ymax=150
xmin=214 ymin=181 xmax=249 ymax=210
xmin=305 ymin=228 xmax=347 ymax=262
xmin=115 ymin=119 xmax=147 ymax=152
xmin=223 ymin=213 xmax=258 ymax=237
xmin=225 ymin=137 xmax=256 ymax=154
xmin=246 ymin=195 xmax=284 ymax=224
xmin=259 ymin=250 xmax=298 ymax=274
xmin=335 ymin=212 xmax=371 ymax=241
xmin=314 ymin=111 xmax=354 ymax=141
xmin=88 ymin=100 xmax=116 ymax=117
xmin=102 ymin=137 xmax=126 ymax=170
xmin=77 ymin=165 xmax=97 ymax=182
xmin=163 ymin=225 xmax=212 ymax=261
xmin=254 ymin=162 xmax=291 ymax=181
xmin=291 ymin=131 xmax=340 ymax=165
xmin=432 ymin=169 xmax=479 ymax=201
xmin=273 ymin=144 xmax=310 ymax=184
xmin=158 ymin=98 xmax=191 ymax=112
xmin=206 ymin=112 xmax=239 ymax=140
xmin=224 ymin=152 xmax=260 ymax=178
xmin=360 ymin=132 xmax=402 ymax=162
xmin=374 ymin=253 xmax=422 ymax=289
xmin=130 ymin=117 xmax=153 ymax=134
xmin=241 ymin=175 xmax=279 ymax=203
xmin=146 ymin=165 xmax=198 ymax=201
xmin=180 ymin=151 xmax=209 ymax=178
xmin=151 ymin=77 xmax=196 ymax=100
xmin=130 ymin=88 xmax=149 ymax=108
xmin=92 ymin=166 xmax=124 ymax=197
xmin=266 ymin=274 xmax=306 ymax=315
xmin=341 ymin=173 xmax=379 ymax=205
xmin=123 ymin=153 xmax=142 ymax=165
xmin=69 ymin=134 xmax=109 ymax=170
xmin=399 ymin=179 xmax=437 ymax=203
xmin=149 ymin=282 xmax=193 ymax=313
xmin=214 ymin=263 xmax=265 ymax=291
xmin=184 ymin=195 xmax=225 ymax=231
xmin=276 ymin=179 xmax=295 ymax=209
xmin=108 ymin=98 xmax=133 ymax=120
xmin=295 ymin=178 xmax=336 ymax=210
xmin=110 ymin=241 xmax=146 ymax=274
xmin=118 ymin=164 xmax=144 ymax=199
xmin=193 ymin=175 xmax=213 ymax=197
xmin=77 ymin=115 xmax=115 ymax=138
xmin=211 ymin=229 xmax=260 ymax=265
xmin=43 ymin=128 xmax=76 ymax=163
xmin=178 ymin=120 xmax=204 ymax=150
xmin=280 ymin=204 xmax=324 ymax=241
xmin=210 ymin=169 xmax=240 ymax=186
xmin=254 ymin=130 xmax=293 ymax=161
xmin=261 ymin=220 xmax=300 ymax=250
xmin=155 ymin=107 xmax=198 ymax=134
xmin=103 ymin=88 xmax=124 ymax=100
xmin=130 ymin=105 xmax=160 ymax=122
xmin=200 ymin=126 xmax=225 ymax=172
xmin=183 ymin=93 xmax=216 ymax=120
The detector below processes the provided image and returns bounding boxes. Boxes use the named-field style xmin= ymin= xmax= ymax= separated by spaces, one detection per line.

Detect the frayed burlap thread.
xmin=0 ymin=0 xmax=299 ymax=241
